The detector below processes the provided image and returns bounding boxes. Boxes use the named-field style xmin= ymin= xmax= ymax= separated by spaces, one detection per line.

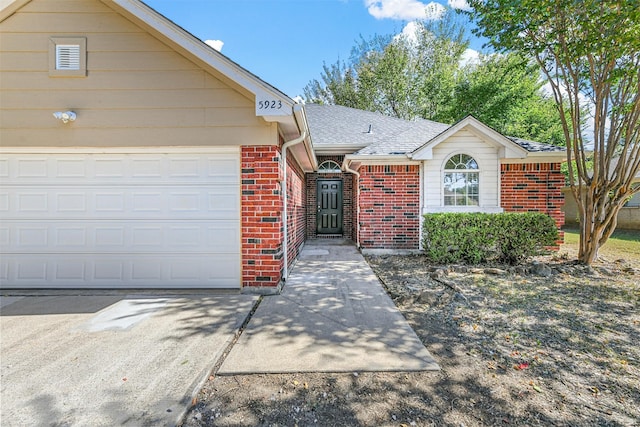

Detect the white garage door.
xmin=0 ymin=149 xmax=241 ymax=289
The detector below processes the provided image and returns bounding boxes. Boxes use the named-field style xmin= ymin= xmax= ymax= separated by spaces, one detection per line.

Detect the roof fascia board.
xmin=0 ymin=0 xmax=29 ymax=22
xmin=411 ymin=116 xmax=528 ymax=160
xmin=106 ymin=0 xmax=293 ymax=108
xmin=291 ymin=104 xmax=318 ymax=171
xmin=502 ymin=152 xmax=566 ymax=163
xmin=344 ymin=154 xmax=419 ymax=165
xmin=313 ymin=143 xmax=370 ymax=155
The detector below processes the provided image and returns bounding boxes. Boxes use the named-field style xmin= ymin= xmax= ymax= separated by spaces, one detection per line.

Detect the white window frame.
xmin=443 ymin=153 xmax=480 ymax=207
xmin=49 ymin=37 xmax=87 ymax=77
xmin=318 ymin=160 xmax=342 ymax=173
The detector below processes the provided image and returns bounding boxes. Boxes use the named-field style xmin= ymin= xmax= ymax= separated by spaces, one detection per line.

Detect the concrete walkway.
xmin=220 ymin=239 xmax=439 ymax=374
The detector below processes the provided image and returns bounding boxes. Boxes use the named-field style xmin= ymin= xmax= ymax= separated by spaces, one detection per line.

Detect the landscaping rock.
xmin=623 ymin=266 xmax=636 ymax=275
xmin=580 ymin=265 xmax=597 ymax=275
xmin=451 ymin=265 xmax=468 ymax=273
xmin=429 ymin=268 xmax=448 ymax=279
xmin=513 ymin=265 xmax=529 ymax=275
xmin=415 ymin=290 xmax=440 ymax=305
xmin=595 ymin=266 xmax=615 ymax=276
xmin=484 ymin=268 xmax=507 ymax=275
xmin=531 ymin=261 xmax=552 ymax=277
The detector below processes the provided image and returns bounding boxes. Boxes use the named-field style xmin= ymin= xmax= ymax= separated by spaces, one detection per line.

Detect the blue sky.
xmin=144 ymin=0 xmax=484 ymax=98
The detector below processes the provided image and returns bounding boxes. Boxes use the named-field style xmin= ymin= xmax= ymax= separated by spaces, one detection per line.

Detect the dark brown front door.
xmin=317 ymin=180 xmax=343 ymax=234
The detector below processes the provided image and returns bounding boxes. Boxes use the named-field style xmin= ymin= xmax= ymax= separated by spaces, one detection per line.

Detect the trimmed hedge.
xmin=422 ymin=212 xmax=558 ymax=265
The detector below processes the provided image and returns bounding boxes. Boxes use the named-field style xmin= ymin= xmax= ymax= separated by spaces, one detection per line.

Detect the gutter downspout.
xmin=343 ymin=158 xmax=360 ymax=248
xmin=281 ymin=127 xmax=307 ymax=282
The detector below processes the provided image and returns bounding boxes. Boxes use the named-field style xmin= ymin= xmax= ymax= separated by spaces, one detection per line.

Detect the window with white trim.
xmin=318 ymin=160 xmax=342 ymax=173
xmin=443 ymin=153 xmax=479 ymax=206
xmin=49 ymin=37 xmax=87 ymax=77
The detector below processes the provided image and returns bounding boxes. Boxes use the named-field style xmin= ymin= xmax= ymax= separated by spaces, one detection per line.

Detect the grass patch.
xmin=561 ymin=226 xmax=640 ymax=263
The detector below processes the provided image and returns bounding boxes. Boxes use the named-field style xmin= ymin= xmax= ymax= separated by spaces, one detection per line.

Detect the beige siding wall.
xmin=0 ymin=0 xmax=274 ymax=147
xmin=423 ymin=129 xmax=501 ymax=211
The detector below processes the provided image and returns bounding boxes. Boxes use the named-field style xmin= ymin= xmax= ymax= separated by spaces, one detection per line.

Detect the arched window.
xmin=318 ymin=160 xmax=342 ymax=173
xmin=443 ymin=154 xmax=479 ymax=206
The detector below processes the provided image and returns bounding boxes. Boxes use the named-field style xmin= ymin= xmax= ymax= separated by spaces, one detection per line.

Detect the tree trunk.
xmin=576 ymin=185 xmax=624 ymax=265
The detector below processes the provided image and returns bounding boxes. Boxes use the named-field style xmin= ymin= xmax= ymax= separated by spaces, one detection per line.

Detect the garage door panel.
xmin=1 ymin=153 xmax=239 ymax=185
xmin=1 ymin=221 xmax=240 ymax=253
xmin=1 ymin=186 xmax=239 ymax=219
xmin=0 ymin=151 xmax=241 ymax=289
xmin=0 ymin=158 xmax=8 ymax=177
xmin=1 ymin=254 xmax=240 ymax=288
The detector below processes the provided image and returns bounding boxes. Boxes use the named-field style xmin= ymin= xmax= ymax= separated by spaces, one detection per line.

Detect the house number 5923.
xmin=258 ymin=100 xmax=282 ymax=109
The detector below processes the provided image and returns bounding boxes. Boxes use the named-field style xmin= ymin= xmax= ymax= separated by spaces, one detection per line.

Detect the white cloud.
xmin=447 ymin=0 xmax=471 ymax=10
xmin=399 ymin=21 xmax=421 ymax=43
xmin=459 ymin=48 xmax=480 ymax=66
xmin=204 ymin=39 xmax=224 ymax=52
xmin=365 ymin=0 xmax=446 ymax=20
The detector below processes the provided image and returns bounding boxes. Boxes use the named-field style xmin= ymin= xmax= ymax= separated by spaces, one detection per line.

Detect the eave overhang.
xmin=313 ymin=143 xmax=371 ymax=156
xmin=289 ymin=104 xmax=318 ymax=172
xmin=343 ymin=153 xmax=420 ymax=171
xmin=501 ymin=151 xmax=566 ymax=164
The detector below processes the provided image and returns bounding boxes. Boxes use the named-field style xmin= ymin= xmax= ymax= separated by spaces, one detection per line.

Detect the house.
xmin=305 ymin=105 xmax=566 ymax=251
xmin=0 ymin=0 xmax=565 ymax=292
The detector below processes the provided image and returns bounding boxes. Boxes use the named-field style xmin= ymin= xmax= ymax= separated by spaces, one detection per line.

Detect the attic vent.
xmin=56 ymin=45 xmax=81 ymax=70
xmin=49 ymin=37 xmax=87 ymax=77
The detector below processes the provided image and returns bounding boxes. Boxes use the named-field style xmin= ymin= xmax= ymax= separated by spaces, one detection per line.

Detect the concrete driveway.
xmin=0 ymin=292 xmax=258 ymax=427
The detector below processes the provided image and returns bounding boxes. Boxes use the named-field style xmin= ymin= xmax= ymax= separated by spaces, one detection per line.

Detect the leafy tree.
xmin=467 ymin=0 xmax=640 ymax=264
xmin=439 ymin=52 xmax=566 ymax=145
xmin=409 ymin=15 xmax=469 ymax=119
xmin=304 ymin=11 xmax=469 ymax=120
xmin=303 ymin=60 xmax=359 ymax=108
xmin=304 ymin=11 xmax=565 ymax=147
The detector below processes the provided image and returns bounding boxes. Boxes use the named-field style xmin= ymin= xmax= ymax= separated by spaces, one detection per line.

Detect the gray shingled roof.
xmin=507 ymin=136 xmax=564 ymax=152
xmin=305 ymin=104 xmax=448 ymax=152
xmin=305 ymin=104 xmax=563 ymax=155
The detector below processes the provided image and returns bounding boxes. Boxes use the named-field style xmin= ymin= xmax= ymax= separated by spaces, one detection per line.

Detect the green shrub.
xmin=422 ymin=212 xmax=558 ymax=265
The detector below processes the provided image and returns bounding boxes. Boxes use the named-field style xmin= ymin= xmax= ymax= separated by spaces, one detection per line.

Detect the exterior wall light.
xmin=53 ymin=111 xmax=76 ymax=123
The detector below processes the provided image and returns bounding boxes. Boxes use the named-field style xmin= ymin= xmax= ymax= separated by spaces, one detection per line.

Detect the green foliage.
xmin=437 ymin=52 xmax=566 ymax=146
xmin=304 ymin=10 xmax=566 ymax=146
xmin=466 ymin=0 xmax=640 ymax=264
xmin=304 ymin=10 xmax=469 ymax=121
xmin=422 ymin=213 xmax=558 ymax=265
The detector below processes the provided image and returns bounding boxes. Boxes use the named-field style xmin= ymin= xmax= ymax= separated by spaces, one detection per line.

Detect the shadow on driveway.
xmin=0 ymin=292 xmax=258 ymax=426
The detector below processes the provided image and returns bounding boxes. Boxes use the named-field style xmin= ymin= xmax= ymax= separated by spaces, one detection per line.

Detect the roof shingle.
xmin=305 ymin=104 xmax=563 ymax=155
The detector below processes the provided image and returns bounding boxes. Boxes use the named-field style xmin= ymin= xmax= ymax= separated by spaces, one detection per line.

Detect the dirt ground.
xmin=182 ymin=253 xmax=639 ymax=427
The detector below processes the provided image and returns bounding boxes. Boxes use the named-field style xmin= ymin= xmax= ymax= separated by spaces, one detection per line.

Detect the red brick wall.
xmin=305 ymin=155 xmax=355 ymax=240
xmin=286 ymin=153 xmax=306 ymax=268
xmin=358 ymin=164 xmax=421 ymax=249
xmin=500 ymin=163 xmax=565 ymax=229
xmin=241 ymin=146 xmax=283 ymax=287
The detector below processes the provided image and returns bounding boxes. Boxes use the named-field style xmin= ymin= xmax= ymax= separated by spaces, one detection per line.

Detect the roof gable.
xmin=411 ymin=116 xmax=529 ymax=160
xmin=0 ymin=0 xmax=317 ymax=170
xmin=0 ymin=0 xmax=297 ymax=129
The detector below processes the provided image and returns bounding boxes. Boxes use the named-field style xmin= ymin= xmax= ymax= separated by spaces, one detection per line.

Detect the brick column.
xmin=241 ymin=146 xmax=284 ymax=288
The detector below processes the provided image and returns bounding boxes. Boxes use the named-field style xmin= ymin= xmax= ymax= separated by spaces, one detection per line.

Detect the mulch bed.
xmin=182 ymin=255 xmax=639 ymax=427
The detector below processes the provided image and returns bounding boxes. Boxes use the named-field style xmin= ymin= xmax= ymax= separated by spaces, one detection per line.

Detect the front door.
xmin=317 ymin=180 xmax=343 ymax=234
